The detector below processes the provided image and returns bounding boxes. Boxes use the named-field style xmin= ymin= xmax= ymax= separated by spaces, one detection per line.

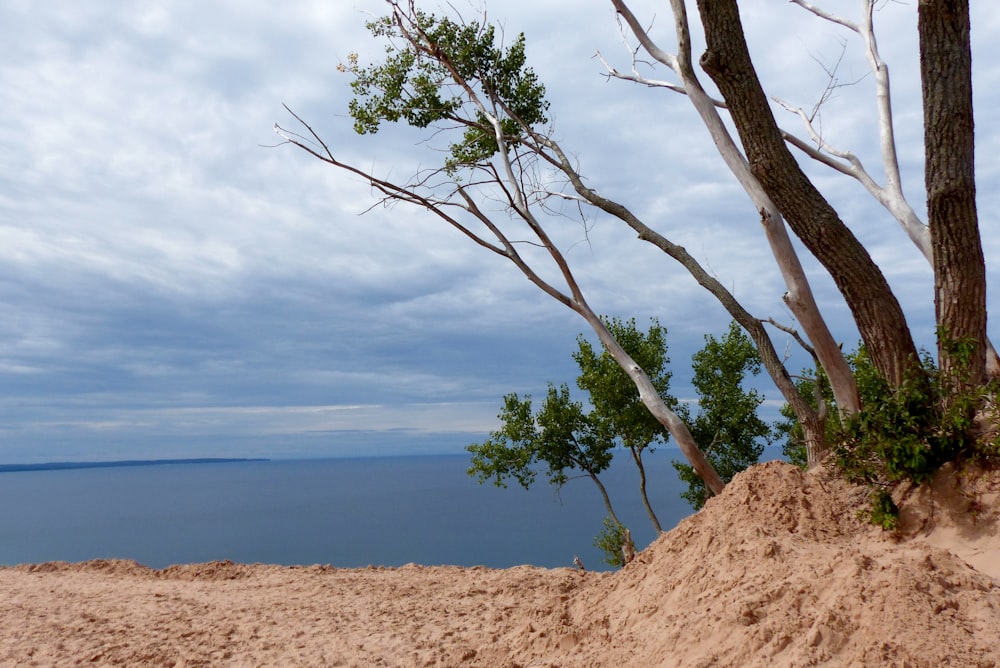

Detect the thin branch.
xmin=789 ymin=0 xmax=860 ymax=33
xmin=763 ymin=317 xmax=818 ymax=362
xmin=787 ymin=0 xmax=932 ymax=260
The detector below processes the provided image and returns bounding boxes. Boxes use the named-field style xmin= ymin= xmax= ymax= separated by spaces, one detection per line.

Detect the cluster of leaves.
xmin=344 ymin=10 xmax=549 ymax=172
xmin=593 ymin=516 xmax=631 ymax=568
xmin=781 ymin=338 xmax=999 ymax=528
xmin=574 ymin=318 xmax=678 ymax=457
xmin=466 ymin=384 xmax=613 ymax=490
xmin=673 ymin=321 xmax=773 ymax=509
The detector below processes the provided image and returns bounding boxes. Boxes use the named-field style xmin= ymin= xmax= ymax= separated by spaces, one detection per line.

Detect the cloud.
xmin=1 ymin=1 xmax=998 ymax=462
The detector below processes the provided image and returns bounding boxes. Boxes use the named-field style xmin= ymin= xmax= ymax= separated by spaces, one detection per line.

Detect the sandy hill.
xmin=1 ymin=460 xmax=998 ymax=667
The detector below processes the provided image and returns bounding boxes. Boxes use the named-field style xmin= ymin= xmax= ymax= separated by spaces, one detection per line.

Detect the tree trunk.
xmin=628 ymin=446 xmax=663 ymax=533
xmin=610 ymin=0 xmax=860 ymax=416
xmin=918 ymin=0 xmax=987 ymax=387
xmin=549 ymin=144 xmax=828 ymax=467
xmin=695 ymin=0 xmax=922 ymax=389
xmin=589 ymin=472 xmax=623 ymax=527
xmin=807 ymin=374 xmax=830 ymax=468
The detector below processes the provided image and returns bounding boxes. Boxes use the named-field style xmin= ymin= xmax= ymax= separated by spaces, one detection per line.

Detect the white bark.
xmin=787 ymin=0 xmax=999 ymax=376
xmin=609 ymin=0 xmax=860 ymax=421
xmin=279 ymin=1 xmax=728 ymax=494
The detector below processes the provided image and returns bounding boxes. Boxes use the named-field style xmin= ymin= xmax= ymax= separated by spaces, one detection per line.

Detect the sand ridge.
xmin=1 ymin=461 xmax=998 ymax=667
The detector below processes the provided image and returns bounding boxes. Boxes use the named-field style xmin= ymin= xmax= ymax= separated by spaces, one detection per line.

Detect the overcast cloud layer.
xmin=2 ymin=1 xmax=998 ymax=463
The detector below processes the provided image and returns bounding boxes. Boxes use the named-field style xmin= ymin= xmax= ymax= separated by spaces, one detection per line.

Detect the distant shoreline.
xmin=0 ymin=458 xmax=269 ymax=474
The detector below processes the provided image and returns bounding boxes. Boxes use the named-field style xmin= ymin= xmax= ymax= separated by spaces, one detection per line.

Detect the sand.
xmin=2 ymin=460 xmax=998 ymax=667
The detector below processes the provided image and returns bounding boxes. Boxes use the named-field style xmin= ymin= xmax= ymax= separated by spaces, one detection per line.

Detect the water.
xmin=0 ymin=452 xmax=741 ymax=571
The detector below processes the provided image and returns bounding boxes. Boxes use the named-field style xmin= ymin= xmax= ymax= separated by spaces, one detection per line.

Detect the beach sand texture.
xmin=2 ymin=461 xmax=998 ymax=667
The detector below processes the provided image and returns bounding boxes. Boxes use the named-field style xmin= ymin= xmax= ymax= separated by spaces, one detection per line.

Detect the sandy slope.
xmin=2 ymin=461 xmax=998 ymax=667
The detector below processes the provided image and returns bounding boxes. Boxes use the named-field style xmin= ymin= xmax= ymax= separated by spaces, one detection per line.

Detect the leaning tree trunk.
xmin=609 ymin=0 xmax=860 ymax=418
xmin=695 ymin=0 xmax=923 ymax=389
xmin=628 ymin=446 xmax=663 ymax=533
xmin=919 ymin=0 xmax=987 ymax=388
xmin=588 ymin=471 xmax=624 ymax=528
xmin=576 ymin=304 xmax=726 ymax=495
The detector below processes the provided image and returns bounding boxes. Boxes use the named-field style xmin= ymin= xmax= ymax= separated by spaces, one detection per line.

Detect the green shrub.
xmin=593 ymin=516 xmax=630 ymax=568
xmin=838 ymin=349 xmax=972 ymax=480
xmin=866 ymin=488 xmax=899 ymax=531
xmin=780 ymin=340 xmax=998 ymax=529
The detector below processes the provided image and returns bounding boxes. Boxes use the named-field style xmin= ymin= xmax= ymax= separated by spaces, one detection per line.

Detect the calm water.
xmin=0 ymin=452 xmax=739 ymax=571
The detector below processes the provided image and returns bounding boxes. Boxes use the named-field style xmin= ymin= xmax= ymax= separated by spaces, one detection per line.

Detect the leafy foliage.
xmin=866 ymin=489 xmax=900 ymax=531
xmin=465 ymin=392 xmax=539 ymax=489
xmin=466 ymin=385 xmax=611 ymax=490
xmin=780 ymin=340 xmax=999 ymax=528
xmin=593 ymin=516 xmax=630 ymax=568
xmin=343 ymin=10 xmax=549 ymax=172
xmin=673 ymin=321 xmax=773 ymax=509
xmin=833 ymin=346 xmax=990 ymax=487
xmin=574 ymin=317 xmax=677 ymax=456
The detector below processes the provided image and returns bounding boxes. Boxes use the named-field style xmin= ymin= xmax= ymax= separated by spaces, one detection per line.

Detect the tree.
xmin=277 ymin=2 xmax=730 ymax=493
xmin=605 ymin=0 xmax=859 ymax=452
xmin=613 ymin=0 xmax=996 ymax=469
xmin=468 ymin=386 xmax=624 ymax=527
xmin=275 ymin=1 xmax=832 ymax=492
xmin=468 ymin=317 xmax=678 ymax=539
xmin=694 ymin=0 xmax=920 ymax=389
xmin=918 ymin=0 xmax=987 ymax=389
xmin=278 ymin=0 xmax=995 ymax=498
xmin=594 ymin=516 xmax=634 ymax=568
xmin=674 ymin=321 xmax=773 ymax=509
xmin=604 ymin=0 xmax=995 ymax=442
xmin=574 ymin=317 xmax=679 ymax=533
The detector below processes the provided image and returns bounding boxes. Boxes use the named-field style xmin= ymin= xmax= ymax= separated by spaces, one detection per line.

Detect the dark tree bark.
xmin=694 ymin=0 xmax=922 ymax=389
xmin=919 ymin=0 xmax=987 ymax=386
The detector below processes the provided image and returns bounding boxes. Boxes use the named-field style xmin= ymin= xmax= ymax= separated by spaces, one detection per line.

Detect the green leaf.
xmin=679 ymin=321 xmax=771 ymax=509
xmin=345 ymin=10 xmax=549 ymax=172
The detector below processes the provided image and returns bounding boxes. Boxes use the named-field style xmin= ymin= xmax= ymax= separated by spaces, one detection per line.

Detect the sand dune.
xmin=2 ymin=461 xmax=998 ymax=667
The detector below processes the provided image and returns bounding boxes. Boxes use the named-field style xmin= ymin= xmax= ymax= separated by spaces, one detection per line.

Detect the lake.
xmin=0 ymin=451 xmax=774 ymax=571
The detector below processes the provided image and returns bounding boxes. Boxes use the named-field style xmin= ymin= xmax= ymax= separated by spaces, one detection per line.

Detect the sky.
xmin=2 ymin=1 xmax=999 ymax=463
